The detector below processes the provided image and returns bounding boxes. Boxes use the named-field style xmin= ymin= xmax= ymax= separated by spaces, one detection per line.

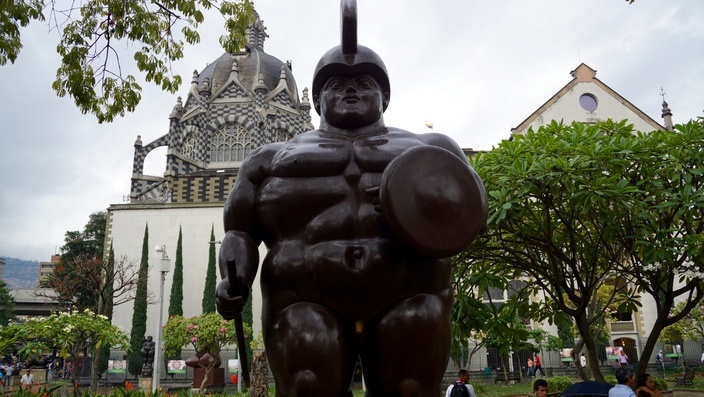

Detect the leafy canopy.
xmin=1 ymin=0 xmax=253 ymax=123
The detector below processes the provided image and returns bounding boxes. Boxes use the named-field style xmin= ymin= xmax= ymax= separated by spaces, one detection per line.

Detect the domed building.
xmin=129 ymin=11 xmax=313 ymax=203
xmin=106 ymin=10 xmax=312 ymax=349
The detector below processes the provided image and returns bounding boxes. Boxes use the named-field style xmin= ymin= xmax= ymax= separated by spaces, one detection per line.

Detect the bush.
xmin=545 ymin=376 xmax=574 ymax=393
xmin=653 ymin=376 xmax=667 ymax=391
xmin=604 ymin=375 xmax=617 ymax=386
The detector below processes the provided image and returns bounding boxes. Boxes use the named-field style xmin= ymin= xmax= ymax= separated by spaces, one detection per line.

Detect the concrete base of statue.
xmin=193 ymin=367 xmax=224 ymax=389
xmin=138 ymin=377 xmax=153 ymax=391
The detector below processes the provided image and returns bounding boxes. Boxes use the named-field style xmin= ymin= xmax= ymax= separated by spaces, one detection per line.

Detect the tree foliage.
xmin=611 ymin=119 xmax=704 ymax=375
xmin=41 ymin=252 xmax=140 ymax=313
xmin=0 ymin=280 xmax=15 ymax=326
xmin=162 ymin=312 xmax=249 ymax=389
xmin=44 ymin=211 xmax=139 ymax=316
xmin=43 ymin=211 xmax=107 ymax=310
xmin=451 ymin=251 xmax=532 ymax=374
xmin=202 ymin=224 xmax=217 ymax=313
xmin=462 ymin=118 xmax=704 ymax=380
xmin=128 ymin=223 xmax=149 ymax=375
xmin=462 ymin=120 xmax=655 ymax=381
xmin=1 ymin=0 xmax=254 ymax=123
xmin=0 ymin=309 xmax=129 ymax=388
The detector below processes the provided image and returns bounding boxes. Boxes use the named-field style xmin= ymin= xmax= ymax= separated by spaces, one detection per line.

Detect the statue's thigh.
xmin=265 ymin=302 xmax=356 ymax=397
xmin=361 ymin=294 xmax=451 ymax=397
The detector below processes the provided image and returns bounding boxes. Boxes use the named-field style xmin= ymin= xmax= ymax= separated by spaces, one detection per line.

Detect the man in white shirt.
xmin=20 ymin=369 xmax=34 ymax=389
xmin=609 ymin=367 xmax=635 ymax=397
xmin=445 ymin=369 xmax=477 ymax=397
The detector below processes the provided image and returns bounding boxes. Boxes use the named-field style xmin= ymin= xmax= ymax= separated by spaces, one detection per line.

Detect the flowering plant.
xmin=162 ymin=312 xmax=249 ymax=389
xmin=0 ymin=308 xmax=129 ymax=386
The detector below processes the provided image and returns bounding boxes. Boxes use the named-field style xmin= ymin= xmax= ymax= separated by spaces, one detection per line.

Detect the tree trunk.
xmin=572 ymin=339 xmax=588 ymax=381
xmin=90 ymin=351 xmax=101 ymax=391
xmin=199 ymin=365 xmax=212 ymax=390
xmin=637 ymin=319 xmax=666 ymax=378
xmin=250 ymin=351 xmax=269 ymax=397
xmin=574 ymin=313 xmax=605 ymax=382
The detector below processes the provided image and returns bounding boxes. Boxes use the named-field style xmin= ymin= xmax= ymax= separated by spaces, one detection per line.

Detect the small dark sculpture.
xmin=216 ymin=0 xmax=487 ymax=395
xmin=140 ymin=336 xmax=155 ymax=377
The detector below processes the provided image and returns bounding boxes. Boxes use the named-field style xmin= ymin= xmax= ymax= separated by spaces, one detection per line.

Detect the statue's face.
xmin=317 ymin=74 xmax=389 ymax=129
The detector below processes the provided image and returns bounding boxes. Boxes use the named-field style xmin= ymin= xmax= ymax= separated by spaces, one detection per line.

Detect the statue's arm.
xmin=216 ymin=146 xmax=273 ymax=319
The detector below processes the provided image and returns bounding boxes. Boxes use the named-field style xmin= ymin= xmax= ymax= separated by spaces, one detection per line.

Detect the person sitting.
xmin=636 ymin=373 xmax=663 ymax=397
xmin=609 ymin=367 xmax=636 ymax=397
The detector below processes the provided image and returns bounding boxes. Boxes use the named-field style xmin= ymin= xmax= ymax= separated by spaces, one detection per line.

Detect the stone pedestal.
xmin=32 ymin=369 xmax=48 ymax=384
xmin=138 ymin=377 xmax=153 ymax=391
xmin=193 ymin=367 xmax=224 ymax=389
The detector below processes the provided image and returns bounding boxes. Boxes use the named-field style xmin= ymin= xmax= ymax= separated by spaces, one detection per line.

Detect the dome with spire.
xmin=127 ymin=7 xmax=313 ymax=204
xmin=196 ymin=10 xmax=299 ymax=102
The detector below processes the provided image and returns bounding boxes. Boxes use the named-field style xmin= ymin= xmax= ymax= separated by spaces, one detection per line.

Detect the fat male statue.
xmin=216 ymin=1 xmax=488 ymax=396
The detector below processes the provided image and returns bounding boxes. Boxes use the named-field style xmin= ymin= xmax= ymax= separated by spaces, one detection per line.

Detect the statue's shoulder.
xmin=385 ymin=127 xmax=465 ymax=159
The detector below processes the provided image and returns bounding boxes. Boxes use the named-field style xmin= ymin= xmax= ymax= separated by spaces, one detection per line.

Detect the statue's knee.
xmin=398 ymin=379 xmax=422 ymax=397
xmin=292 ymin=370 xmax=318 ymax=396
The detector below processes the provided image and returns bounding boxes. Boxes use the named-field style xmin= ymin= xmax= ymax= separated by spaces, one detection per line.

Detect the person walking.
xmin=445 ymin=369 xmax=476 ymax=397
xmin=656 ymin=350 xmax=663 ymax=370
xmin=534 ymin=354 xmax=545 ymax=377
xmin=20 ymin=369 xmax=34 ymax=389
xmin=526 ymin=357 xmax=535 ymax=381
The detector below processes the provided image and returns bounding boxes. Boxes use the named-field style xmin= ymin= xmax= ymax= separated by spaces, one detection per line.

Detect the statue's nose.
xmin=345 ymin=84 xmax=357 ymax=93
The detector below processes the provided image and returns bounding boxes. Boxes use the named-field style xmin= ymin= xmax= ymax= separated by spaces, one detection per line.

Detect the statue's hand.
xmin=365 ymin=186 xmax=382 ymax=212
xmin=216 ymin=278 xmax=248 ymax=320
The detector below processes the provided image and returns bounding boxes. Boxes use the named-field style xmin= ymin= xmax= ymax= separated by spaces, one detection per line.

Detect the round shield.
xmin=380 ymin=145 xmax=487 ymax=258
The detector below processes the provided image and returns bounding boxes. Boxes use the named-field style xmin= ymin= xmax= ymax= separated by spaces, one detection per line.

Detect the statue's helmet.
xmin=312 ymin=0 xmax=390 ymax=115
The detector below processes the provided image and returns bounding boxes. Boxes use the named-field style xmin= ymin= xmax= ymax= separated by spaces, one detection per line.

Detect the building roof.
xmin=511 ymin=63 xmax=665 ymax=135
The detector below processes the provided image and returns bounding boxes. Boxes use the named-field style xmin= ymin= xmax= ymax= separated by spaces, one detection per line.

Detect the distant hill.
xmin=1 ymin=256 xmax=39 ymax=288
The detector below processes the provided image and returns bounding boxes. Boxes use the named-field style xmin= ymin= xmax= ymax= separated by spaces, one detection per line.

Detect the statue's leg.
xmin=360 ymin=293 xmax=451 ymax=397
xmin=265 ymin=302 xmax=356 ymax=397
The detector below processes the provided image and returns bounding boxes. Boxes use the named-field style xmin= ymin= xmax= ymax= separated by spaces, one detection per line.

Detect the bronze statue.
xmin=216 ymin=1 xmax=487 ymax=395
xmin=141 ymin=336 xmax=155 ymax=377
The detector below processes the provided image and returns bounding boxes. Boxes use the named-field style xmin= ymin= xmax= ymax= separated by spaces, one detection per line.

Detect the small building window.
xmin=579 ymin=93 xmax=598 ymax=112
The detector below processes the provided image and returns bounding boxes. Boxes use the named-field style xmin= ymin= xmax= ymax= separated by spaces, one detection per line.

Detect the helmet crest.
xmin=312 ymin=0 xmax=390 ymax=115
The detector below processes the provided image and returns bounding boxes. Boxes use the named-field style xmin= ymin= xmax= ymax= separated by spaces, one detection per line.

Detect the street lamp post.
xmin=153 ymin=245 xmax=171 ymax=393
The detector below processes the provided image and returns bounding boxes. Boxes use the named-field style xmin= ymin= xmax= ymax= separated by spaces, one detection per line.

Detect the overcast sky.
xmin=1 ymin=0 xmax=703 ymax=262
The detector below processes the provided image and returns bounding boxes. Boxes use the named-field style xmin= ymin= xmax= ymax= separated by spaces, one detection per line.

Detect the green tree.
xmin=44 ymin=211 xmax=108 ymax=310
xmin=666 ymin=301 xmax=704 ymax=342
xmin=1 ymin=1 xmax=253 ymax=123
xmin=168 ymin=226 xmax=185 ymax=358
xmin=169 ymin=226 xmax=184 ymax=318
xmin=611 ymin=119 xmax=704 ymax=376
xmin=1 ymin=308 xmax=129 ymax=389
xmin=202 ymin=224 xmax=217 ymax=313
xmin=463 ymin=120 xmax=648 ymax=382
xmin=163 ymin=312 xmax=250 ymax=389
xmin=0 ymin=280 xmax=15 ymax=326
xmin=451 ymin=251 xmax=528 ymax=370
xmin=128 ymin=223 xmax=149 ymax=375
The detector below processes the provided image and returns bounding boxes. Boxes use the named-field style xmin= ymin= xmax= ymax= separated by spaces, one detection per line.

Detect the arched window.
xmin=180 ymin=132 xmax=198 ymax=160
xmin=272 ymin=128 xmax=292 ymax=143
xmin=210 ymin=123 xmax=253 ymax=162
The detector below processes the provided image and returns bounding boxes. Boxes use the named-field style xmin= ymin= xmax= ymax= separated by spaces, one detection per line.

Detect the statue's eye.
xmin=326 ymin=80 xmax=344 ymax=90
xmin=358 ymin=80 xmax=374 ymax=89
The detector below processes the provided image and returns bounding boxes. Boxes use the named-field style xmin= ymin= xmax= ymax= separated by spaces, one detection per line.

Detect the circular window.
xmin=579 ymin=93 xmax=598 ymax=112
